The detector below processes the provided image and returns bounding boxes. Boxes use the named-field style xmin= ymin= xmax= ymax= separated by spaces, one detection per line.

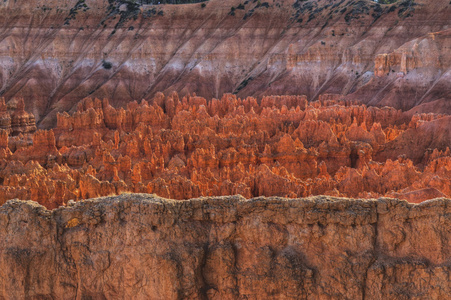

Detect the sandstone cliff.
xmin=0 ymin=0 xmax=450 ymax=128
xmin=0 ymin=194 xmax=449 ymax=299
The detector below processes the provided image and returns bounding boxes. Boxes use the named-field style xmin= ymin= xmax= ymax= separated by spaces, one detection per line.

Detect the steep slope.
xmin=0 ymin=194 xmax=449 ymax=299
xmin=0 ymin=0 xmax=450 ymax=128
xmin=4 ymin=93 xmax=451 ymax=208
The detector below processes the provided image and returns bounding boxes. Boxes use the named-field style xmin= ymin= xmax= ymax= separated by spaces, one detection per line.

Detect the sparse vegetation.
xmin=397 ymin=0 xmax=417 ymax=18
xmin=373 ymin=0 xmax=398 ymax=4
xmin=65 ymin=0 xmax=208 ymax=28
xmin=102 ymin=60 xmax=113 ymax=70
xmin=241 ymin=0 xmax=271 ymax=20
xmin=235 ymin=77 xmax=254 ymax=93
xmin=291 ymin=0 xmax=416 ymax=26
xmin=64 ymin=0 xmax=90 ymax=25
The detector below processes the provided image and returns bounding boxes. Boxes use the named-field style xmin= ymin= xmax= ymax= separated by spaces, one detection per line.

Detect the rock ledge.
xmin=0 ymin=194 xmax=449 ymax=299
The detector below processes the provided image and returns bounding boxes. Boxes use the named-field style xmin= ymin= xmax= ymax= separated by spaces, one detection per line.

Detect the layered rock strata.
xmin=0 ymin=194 xmax=449 ymax=299
xmin=0 ymin=98 xmax=36 ymax=135
xmin=1 ymin=0 xmax=451 ymax=128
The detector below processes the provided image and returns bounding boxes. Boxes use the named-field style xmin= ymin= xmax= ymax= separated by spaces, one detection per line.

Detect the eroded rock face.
xmin=0 ymin=194 xmax=449 ymax=299
xmin=1 ymin=0 xmax=451 ymax=128
xmin=1 ymin=93 xmax=451 ymax=208
xmin=0 ymin=98 xmax=36 ymax=136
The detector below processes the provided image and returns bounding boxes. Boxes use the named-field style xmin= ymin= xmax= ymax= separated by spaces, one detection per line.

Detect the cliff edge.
xmin=0 ymin=194 xmax=449 ymax=299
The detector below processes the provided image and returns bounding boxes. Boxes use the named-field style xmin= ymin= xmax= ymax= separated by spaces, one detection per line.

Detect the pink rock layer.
xmin=0 ymin=0 xmax=451 ymax=128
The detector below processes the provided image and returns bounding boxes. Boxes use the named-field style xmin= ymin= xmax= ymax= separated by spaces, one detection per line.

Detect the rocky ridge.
xmin=0 ymin=194 xmax=449 ymax=299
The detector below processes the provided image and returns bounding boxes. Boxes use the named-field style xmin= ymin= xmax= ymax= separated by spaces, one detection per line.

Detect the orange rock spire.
xmin=0 ymin=93 xmax=450 ymax=208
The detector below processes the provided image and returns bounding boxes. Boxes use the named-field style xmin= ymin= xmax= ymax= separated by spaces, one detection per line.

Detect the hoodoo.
xmin=0 ymin=94 xmax=450 ymax=209
xmin=0 ymin=0 xmax=450 ymax=298
xmin=0 ymin=0 xmax=450 ymax=127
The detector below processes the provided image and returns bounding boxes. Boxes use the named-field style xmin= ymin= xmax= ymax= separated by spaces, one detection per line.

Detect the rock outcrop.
xmin=0 ymin=93 xmax=450 ymax=208
xmin=0 ymin=98 xmax=36 ymax=136
xmin=0 ymin=194 xmax=449 ymax=299
xmin=1 ymin=0 xmax=451 ymax=128
xmin=10 ymin=98 xmax=37 ymax=135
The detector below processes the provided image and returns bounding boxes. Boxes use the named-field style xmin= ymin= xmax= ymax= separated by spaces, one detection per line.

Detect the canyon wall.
xmin=0 ymin=194 xmax=449 ymax=299
xmin=0 ymin=0 xmax=450 ymax=128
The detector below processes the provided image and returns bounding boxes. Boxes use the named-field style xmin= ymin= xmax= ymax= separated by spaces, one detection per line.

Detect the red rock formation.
xmin=10 ymin=98 xmax=37 ymax=135
xmin=0 ymin=97 xmax=36 ymax=136
xmin=1 ymin=0 xmax=451 ymax=127
xmin=0 ymin=98 xmax=11 ymax=134
xmin=12 ymin=130 xmax=60 ymax=166
xmin=0 ymin=93 xmax=451 ymax=207
xmin=1 ymin=196 xmax=450 ymax=298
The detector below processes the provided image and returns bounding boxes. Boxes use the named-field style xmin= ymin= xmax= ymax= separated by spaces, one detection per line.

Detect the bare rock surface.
xmin=1 ymin=0 xmax=451 ymax=127
xmin=0 ymin=194 xmax=449 ymax=299
xmin=2 ymin=94 xmax=451 ymax=207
